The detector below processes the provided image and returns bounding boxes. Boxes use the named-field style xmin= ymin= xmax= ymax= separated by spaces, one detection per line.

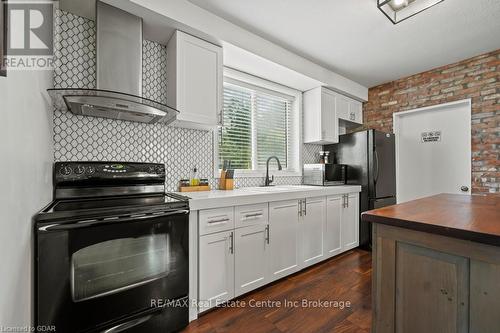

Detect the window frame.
xmin=213 ymin=68 xmax=303 ymax=178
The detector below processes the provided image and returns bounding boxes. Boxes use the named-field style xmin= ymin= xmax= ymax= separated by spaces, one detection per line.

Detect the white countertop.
xmin=177 ymin=185 xmax=362 ymax=210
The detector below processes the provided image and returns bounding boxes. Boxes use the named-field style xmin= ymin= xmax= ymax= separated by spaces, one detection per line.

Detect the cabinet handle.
xmin=350 ymin=112 xmax=356 ymax=121
xmin=207 ymin=217 xmax=230 ymax=224
xmin=229 ymin=231 xmax=234 ymax=254
xmin=243 ymin=213 xmax=263 ymax=220
xmin=346 ymin=196 xmax=349 ymax=208
xmin=303 ymin=199 xmax=307 ymax=216
xmin=342 ymin=195 xmax=346 ymax=208
xmin=298 ymin=200 xmax=302 ymax=217
xmin=265 ymin=225 xmax=270 ymax=244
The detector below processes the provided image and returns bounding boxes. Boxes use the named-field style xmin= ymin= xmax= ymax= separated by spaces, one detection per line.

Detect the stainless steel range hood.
xmin=48 ymin=1 xmax=178 ymax=124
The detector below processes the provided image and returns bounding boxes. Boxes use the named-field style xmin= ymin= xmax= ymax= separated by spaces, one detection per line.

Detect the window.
xmin=219 ymin=77 xmax=297 ymax=172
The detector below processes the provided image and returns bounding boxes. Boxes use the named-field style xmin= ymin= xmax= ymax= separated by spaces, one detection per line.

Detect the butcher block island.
xmin=362 ymin=194 xmax=500 ymax=333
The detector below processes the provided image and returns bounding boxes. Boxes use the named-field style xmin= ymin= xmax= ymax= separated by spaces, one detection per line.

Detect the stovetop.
xmin=36 ymin=192 xmax=189 ymax=224
xmin=50 ymin=193 xmax=187 ymax=212
xmin=36 ymin=162 xmax=190 ymax=223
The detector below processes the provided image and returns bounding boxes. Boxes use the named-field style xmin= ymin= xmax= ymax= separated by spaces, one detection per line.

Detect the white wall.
xmin=0 ymin=70 xmax=53 ymax=327
xmin=103 ymin=0 xmax=369 ymax=101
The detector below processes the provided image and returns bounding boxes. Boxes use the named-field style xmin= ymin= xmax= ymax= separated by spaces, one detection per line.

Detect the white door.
xmin=341 ymin=194 xmax=359 ymax=251
xmin=300 ymin=197 xmax=325 ymax=268
xmin=234 ymin=224 xmax=268 ymax=297
xmin=198 ymin=230 xmax=234 ymax=312
xmin=268 ymin=200 xmax=299 ymax=282
xmin=325 ymin=196 xmax=342 ymax=258
xmin=394 ymin=100 xmax=471 ymax=203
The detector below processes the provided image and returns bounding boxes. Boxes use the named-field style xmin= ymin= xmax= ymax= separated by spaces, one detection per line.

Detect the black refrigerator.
xmin=324 ymin=129 xmax=396 ymax=248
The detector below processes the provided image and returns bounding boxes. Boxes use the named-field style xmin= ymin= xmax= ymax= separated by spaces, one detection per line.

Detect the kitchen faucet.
xmin=265 ymin=156 xmax=282 ymax=186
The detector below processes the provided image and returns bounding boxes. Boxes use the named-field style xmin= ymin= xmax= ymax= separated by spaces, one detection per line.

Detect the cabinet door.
xmin=470 ymin=260 xmax=500 ymax=332
xmin=199 ymin=230 xmax=234 ymax=312
xmin=175 ymin=31 xmax=222 ymax=126
xmin=336 ymin=94 xmax=350 ymax=120
xmin=395 ymin=243 xmax=469 ymax=333
xmin=341 ymin=193 xmax=359 ymax=251
xmin=325 ymin=196 xmax=342 ymax=258
xmin=268 ymin=200 xmax=299 ymax=282
xmin=321 ymin=89 xmax=338 ymax=143
xmin=348 ymin=100 xmax=363 ymax=124
xmin=300 ymin=197 xmax=326 ymax=268
xmin=234 ymin=224 xmax=268 ymax=297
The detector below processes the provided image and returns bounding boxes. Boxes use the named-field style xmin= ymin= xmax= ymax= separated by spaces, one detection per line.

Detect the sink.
xmin=241 ymin=186 xmax=306 ymax=193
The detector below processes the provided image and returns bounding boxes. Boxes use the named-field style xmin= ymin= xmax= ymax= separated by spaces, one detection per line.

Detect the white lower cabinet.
xmin=197 ymin=192 xmax=359 ymax=313
xmin=300 ymin=197 xmax=326 ymax=268
xmin=234 ymin=224 xmax=269 ymax=297
xmin=325 ymin=196 xmax=343 ymax=257
xmin=341 ymin=193 xmax=359 ymax=250
xmin=268 ymin=200 xmax=300 ymax=282
xmin=325 ymin=193 xmax=359 ymax=256
xmin=198 ymin=230 xmax=234 ymax=312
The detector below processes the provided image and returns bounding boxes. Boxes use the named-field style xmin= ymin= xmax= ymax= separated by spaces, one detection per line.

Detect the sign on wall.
xmin=421 ymin=131 xmax=442 ymax=143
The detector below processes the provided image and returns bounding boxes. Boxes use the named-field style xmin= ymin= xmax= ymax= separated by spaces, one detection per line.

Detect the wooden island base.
xmin=364 ymin=194 xmax=500 ymax=333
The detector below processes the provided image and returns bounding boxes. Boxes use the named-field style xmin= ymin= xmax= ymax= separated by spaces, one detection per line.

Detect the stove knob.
xmin=74 ymin=166 xmax=85 ymax=175
xmin=60 ymin=166 xmax=72 ymax=176
xmin=86 ymin=166 xmax=95 ymax=174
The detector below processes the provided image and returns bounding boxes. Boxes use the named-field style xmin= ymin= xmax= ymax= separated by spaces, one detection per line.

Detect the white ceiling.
xmin=187 ymin=0 xmax=500 ymax=87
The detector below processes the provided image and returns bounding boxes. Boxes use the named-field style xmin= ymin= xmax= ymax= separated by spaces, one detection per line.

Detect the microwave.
xmin=303 ymin=164 xmax=348 ymax=186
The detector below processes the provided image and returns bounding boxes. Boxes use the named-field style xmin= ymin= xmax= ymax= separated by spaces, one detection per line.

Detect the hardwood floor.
xmin=183 ymin=249 xmax=372 ymax=333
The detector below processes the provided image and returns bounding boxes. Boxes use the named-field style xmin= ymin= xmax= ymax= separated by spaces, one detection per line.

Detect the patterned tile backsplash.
xmin=52 ymin=10 xmax=322 ymax=191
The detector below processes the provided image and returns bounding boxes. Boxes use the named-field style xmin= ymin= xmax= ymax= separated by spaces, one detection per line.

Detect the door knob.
xmin=460 ymin=186 xmax=469 ymax=192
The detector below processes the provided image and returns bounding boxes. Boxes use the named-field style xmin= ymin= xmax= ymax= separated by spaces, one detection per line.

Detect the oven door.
xmin=36 ymin=208 xmax=189 ymax=333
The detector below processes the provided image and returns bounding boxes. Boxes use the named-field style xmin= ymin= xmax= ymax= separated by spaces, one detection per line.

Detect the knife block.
xmin=219 ymin=171 xmax=234 ymax=190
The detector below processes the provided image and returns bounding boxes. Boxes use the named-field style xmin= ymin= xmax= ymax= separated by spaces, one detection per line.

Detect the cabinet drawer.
xmin=199 ymin=207 xmax=235 ymax=235
xmin=235 ymin=203 xmax=268 ymax=228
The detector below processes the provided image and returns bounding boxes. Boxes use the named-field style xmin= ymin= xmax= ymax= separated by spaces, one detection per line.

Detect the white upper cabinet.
xmin=303 ymin=87 xmax=363 ymax=144
xmin=167 ymin=30 xmax=223 ymax=129
xmin=336 ymin=94 xmax=363 ymax=125
xmin=303 ymin=87 xmax=338 ymax=144
xmin=347 ymin=100 xmax=363 ymax=124
xmin=335 ymin=94 xmax=350 ymax=120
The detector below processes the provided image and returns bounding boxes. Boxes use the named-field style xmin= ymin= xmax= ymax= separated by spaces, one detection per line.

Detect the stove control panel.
xmin=54 ymin=162 xmax=165 ymax=184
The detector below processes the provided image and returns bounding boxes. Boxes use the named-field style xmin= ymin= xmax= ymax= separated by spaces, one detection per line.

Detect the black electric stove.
xmin=35 ymin=162 xmax=190 ymax=333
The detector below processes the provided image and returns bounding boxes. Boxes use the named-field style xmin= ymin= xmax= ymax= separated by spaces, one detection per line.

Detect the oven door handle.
xmin=38 ymin=209 xmax=190 ymax=232
xmin=101 ymin=311 xmax=157 ymax=333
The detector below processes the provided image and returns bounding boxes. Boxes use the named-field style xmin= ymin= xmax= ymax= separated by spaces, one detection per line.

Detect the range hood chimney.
xmin=48 ymin=1 xmax=178 ymax=124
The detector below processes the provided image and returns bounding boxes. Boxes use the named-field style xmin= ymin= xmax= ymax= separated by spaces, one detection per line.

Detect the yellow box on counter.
xmin=178 ymin=185 xmax=211 ymax=192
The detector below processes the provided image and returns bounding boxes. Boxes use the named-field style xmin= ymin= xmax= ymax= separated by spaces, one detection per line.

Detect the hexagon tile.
xmin=52 ymin=10 xmax=314 ymax=191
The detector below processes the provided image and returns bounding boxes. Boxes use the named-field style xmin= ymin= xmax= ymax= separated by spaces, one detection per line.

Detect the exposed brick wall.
xmin=363 ymin=50 xmax=499 ymax=193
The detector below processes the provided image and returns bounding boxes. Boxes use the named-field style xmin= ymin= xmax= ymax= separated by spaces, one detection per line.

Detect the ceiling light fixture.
xmin=378 ymin=0 xmax=445 ymax=24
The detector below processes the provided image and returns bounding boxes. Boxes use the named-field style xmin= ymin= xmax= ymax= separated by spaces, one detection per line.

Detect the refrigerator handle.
xmin=374 ymin=149 xmax=380 ymax=184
